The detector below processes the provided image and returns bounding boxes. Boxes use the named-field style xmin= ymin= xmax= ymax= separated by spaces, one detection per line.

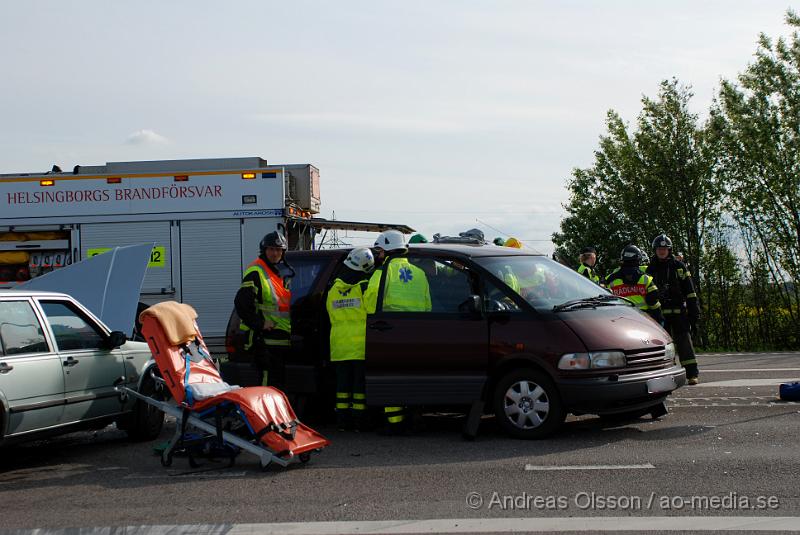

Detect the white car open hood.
xmin=20 ymin=243 xmax=153 ymax=336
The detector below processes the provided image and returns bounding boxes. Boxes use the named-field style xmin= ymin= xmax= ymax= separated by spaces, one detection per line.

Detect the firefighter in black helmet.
xmin=605 ymin=245 xmax=664 ymax=324
xmin=233 ymin=231 xmax=293 ymax=389
xmin=646 ymin=234 xmax=701 ymax=384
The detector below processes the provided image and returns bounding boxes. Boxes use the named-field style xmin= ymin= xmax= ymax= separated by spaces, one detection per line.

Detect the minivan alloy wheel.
xmin=493 ymin=368 xmax=565 ymax=439
xmin=504 ymin=380 xmax=550 ymax=429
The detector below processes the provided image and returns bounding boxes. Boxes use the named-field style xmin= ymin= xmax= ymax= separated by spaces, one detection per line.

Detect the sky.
xmin=0 ymin=1 xmax=793 ymax=254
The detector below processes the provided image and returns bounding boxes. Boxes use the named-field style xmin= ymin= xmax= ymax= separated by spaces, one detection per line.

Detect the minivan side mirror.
xmin=105 ymin=330 xmax=127 ymax=349
xmin=459 ymin=295 xmax=483 ymax=315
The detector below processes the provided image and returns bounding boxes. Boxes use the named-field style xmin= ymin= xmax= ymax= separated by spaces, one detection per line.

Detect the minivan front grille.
xmin=623 ymin=346 xmax=671 ymax=373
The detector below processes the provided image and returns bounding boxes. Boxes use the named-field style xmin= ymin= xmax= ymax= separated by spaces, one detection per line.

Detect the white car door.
xmin=0 ymin=299 xmax=65 ymax=435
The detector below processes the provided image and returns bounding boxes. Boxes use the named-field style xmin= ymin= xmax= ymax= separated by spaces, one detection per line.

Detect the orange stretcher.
xmin=119 ymin=301 xmax=329 ymax=469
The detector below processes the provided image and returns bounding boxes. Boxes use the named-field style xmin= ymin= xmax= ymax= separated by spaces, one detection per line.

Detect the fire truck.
xmin=0 ymin=157 xmax=326 ymax=343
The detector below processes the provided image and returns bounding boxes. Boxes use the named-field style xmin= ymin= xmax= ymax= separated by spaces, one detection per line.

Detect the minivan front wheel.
xmin=493 ymin=369 xmax=565 ymax=439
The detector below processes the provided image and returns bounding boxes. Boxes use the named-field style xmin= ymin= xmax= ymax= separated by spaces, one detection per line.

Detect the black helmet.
xmin=652 ymin=234 xmax=672 ymax=250
xmin=620 ymin=245 xmax=645 ymax=266
xmin=260 ymin=231 xmax=288 ymax=253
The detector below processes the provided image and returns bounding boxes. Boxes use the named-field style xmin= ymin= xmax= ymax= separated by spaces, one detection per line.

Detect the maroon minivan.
xmin=227 ymin=244 xmax=686 ymax=438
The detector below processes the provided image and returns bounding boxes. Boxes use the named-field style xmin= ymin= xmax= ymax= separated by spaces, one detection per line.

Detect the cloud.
xmin=126 ymin=129 xmax=169 ymax=145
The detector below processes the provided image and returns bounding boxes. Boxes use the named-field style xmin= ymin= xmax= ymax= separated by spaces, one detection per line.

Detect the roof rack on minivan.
xmin=431 ymin=233 xmax=486 ymax=245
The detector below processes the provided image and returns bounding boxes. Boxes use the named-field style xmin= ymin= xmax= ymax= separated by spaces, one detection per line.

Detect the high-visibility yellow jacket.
xmin=606 ymin=268 xmax=661 ymax=312
xmin=326 ymin=277 xmax=368 ymax=362
xmin=364 ymin=257 xmax=431 ymax=313
xmin=577 ymin=263 xmax=600 ymax=285
xmin=238 ymin=258 xmax=291 ymax=348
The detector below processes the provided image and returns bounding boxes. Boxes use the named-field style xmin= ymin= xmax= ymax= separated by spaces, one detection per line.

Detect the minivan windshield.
xmin=476 ymin=255 xmax=629 ymax=311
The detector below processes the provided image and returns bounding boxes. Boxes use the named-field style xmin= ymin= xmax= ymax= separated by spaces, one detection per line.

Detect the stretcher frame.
xmin=118 ymin=379 xmax=310 ymax=470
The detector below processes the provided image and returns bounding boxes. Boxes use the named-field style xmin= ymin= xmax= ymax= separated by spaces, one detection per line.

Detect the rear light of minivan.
xmin=559 ymin=351 xmax=626 ymax=370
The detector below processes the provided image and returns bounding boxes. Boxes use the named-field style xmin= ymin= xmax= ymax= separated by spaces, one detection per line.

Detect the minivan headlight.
xmin=558 ymin=351 xmax=626 ymax=370
xmin=664 ymin=342 xmax=676 ymax=364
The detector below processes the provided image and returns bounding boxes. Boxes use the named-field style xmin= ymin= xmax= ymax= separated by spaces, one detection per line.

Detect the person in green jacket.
xmin=326 ymin=247 xmax=375 ymax=431
xmin=576 ymin=246 xmax=601 ymax=285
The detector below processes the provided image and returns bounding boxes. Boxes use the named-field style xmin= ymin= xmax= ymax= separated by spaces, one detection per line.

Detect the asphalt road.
xmin=1 ymin=352 xmax=799 ymax=534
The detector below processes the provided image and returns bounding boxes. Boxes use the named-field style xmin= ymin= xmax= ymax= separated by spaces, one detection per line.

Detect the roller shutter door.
xmin=180 ymin=219 xmax=242 ymax=337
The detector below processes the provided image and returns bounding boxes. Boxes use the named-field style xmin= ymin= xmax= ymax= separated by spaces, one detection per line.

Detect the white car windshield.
xmin=476 ymin=255 xmax=625 ymax=311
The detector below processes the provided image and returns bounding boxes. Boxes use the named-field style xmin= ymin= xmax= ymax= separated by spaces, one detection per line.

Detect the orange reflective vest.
xmin=239 ymin=258 xmax=291 ymax=347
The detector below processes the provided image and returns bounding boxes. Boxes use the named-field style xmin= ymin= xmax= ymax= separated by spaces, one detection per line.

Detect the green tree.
xmin=713 ymin=10 xmax=800 ymax=343
xmin=554 ymin=79 xmax=721 ymax=285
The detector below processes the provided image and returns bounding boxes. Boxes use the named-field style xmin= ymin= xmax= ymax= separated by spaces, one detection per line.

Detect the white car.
xmin=0 ymin=289 xmax=164 ymax=445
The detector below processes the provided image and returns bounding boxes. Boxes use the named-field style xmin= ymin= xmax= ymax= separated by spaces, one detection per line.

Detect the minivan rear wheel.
xmin=493 ymin=368 xmax=565 ymax=439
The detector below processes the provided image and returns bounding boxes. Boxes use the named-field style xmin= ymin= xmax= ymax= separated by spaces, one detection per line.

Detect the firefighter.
xmin=365 ymin=230 xmax=431 ymax=433
xmin=605 ymin=245 xmax=664 ymax=324
xmin=576 ymin=246 xmax=601 ymax=285
xmin=326 ymin=247 xmax=375 ymax=431
xmin=647 ymin=234 xmax=701 ymax=385
xmin=234 ymin=231 xmax=293 ymax=389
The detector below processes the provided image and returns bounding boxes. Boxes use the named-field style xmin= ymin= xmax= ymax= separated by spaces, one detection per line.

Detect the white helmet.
xmin=344 ymin=247 xmax=375 ymax=273
xmin=373 ymin=230 xmax=407 ymax=252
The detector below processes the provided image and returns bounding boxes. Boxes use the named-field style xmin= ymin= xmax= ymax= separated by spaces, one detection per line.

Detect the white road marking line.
xmin=703 ymin=368 xmax=800 ymax=372
xmin=524 ymin=463 xmax=655 ymax=471
xmin=229 ymin=517 xmax=800 ymax=534
xmin=669 ymin=403 xmax=799 ymax=408
xmin=690 ymin=378 xmax=797 ymax=387
xmin=123 ymin=471 xmax=248 ymax=479
xmin=52 ymin=518 xmax=800 ymax=535
xmin=699 ymin=352 xmax=800 ymax=356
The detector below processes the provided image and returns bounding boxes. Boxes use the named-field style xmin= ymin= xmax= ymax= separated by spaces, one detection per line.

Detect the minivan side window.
xmin=418 ymin=258 xmax=476 ymax=313
xmin=0 ymin=301 xmax=49 ymax=355
xmin=40 ymin=301 xmax=105 ymax=351
xmin=482 ymin=277 xmax=523 ymax=312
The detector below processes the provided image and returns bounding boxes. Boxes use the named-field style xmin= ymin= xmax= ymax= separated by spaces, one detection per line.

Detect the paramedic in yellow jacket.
xmin=364 ymin=230 xmax=431 ymax=433
xmin=234 ymin=231 xmax=293 ymax=389
xmin=365 ymin=230 xmax=432 ymax=314
xmin=326 ymin=247 xmax=375 ymax=431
